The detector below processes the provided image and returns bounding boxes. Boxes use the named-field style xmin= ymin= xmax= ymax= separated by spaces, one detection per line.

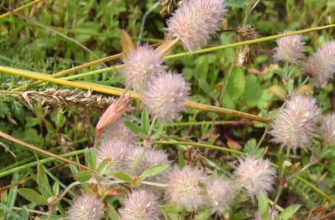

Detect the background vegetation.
xmin=0 ymin=0 xmax=335 ymax=219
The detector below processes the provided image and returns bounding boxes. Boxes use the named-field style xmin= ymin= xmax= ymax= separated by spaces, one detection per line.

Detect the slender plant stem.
xmin=155 ymin=140 xmax=245 ymax=155
xmin=0 ymin=0 xmax=43 ymax=19
xmin=0 ymin=149 xmax=87 ymax=179
xmin=0 ymin=130 xmax=95 ymax=174
xmin=62 ymin=65 xmax=121 ymax=80
xmin=166 ymin=23 xmax=335 ymax=59
xmin=0 ymin=65 xmax=270 ymax=123
xmin=12 ymin=22 xmax=335 ymax=90
xmin=11 ymin=206 xmax=49 ymax=216
xmin=163 ymin=120 xmax=253 ymax=127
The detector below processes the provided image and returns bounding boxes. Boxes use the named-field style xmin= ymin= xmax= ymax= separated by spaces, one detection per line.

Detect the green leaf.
xmin=106 ymin=203 xmax=120 ymax=220
xmin=240 ymin=75 xmax=263 ymax=108
xmin=75 ymin=171 xmax=92 ymax=182
xmin=226 ymin=0 xmax=248 ymax=8
xmin=277 ymin=204 xmax=301 ymax=220
xmin=52 ymin=182 xmax=59 ymax=195
xmin=141 ymin=111 xmax=150 ymax=133
xmin=84 ymin=148 xmax=96 ymax=169
xmin=37 ymin=164 xmax=53 ymax=198
xmin=257 ymin=193 xmax=269 ymax=220
xmin=223 ymin=68 xmax=246 ymax=100
xmin=18 ymin=188 xmax=48 ymax=205
xmin=195 ymin=208 xmax=212 ymax=220
xmin=124 ymin=120 xmax=146 ymax=136
xmin=140 ymin=164 xmax=170 ymax=180
xmin=113 ymin=172 xmax=132 ymax=183
xmin=198 ymin=78 xmax=215 ymax=99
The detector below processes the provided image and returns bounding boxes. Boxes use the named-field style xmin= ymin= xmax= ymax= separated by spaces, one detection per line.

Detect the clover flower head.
xmin=119 ymin=189 xmax=160 ymax=220
xmin=270 ymin=95 xmax=320 ymax=151
xmin=319 ymin=113 xmax=335 ymax=146
xmin=96 ymin=140 xmax=131 ymax=175
xmin=304 ymin=40 xmax=335 ymax=86
xmin=122 ymin=46 xmax=165 ymax=91
xmin=273 ymin=31 xmax=305 ymax=64
xmin=166 ymin=166 xmax=207 ymax=211
xmin=68 ymin=194 xmax=104 ymax=220
xmin=101 ymin=119 xmax=136 ymax=144
xmin=206 ymin=177 xmax=233 ymax=214
xmin=142 ymin=72 xmax=189 ymax=121
xmin=234 ymin=157 xmax=276 ymax=196
xmin=167 ymin=0 xmax=227 ymax=51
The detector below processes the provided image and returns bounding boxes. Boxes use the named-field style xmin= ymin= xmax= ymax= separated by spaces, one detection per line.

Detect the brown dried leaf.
xmin=121 ymin=30 xmax=135 ymax=56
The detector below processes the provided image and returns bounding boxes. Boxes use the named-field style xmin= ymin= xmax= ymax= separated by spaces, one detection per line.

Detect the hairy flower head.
xmin=206 ymin=177 xmax=233 ymax=214
xmin=68 ymin=194 xmax=104 ymax=220
xmin=142 ymin=72 xmax=189 ymax=121
xmin=234 ymin=157 xmax=276 ymax=196
xmin=270 ymin=95 xmax=320 ymax=151
xmin=167 ymin=0 xmax=226 ymax=51
xmin=119 ymin=189 xmax=160 ymax=220
xmin=101 ymin=118 xmax=136 ymax=144
xmin=304 ymin=40 xmax=335 ymax=86
xmin=122 ymin=46 xmax=165 ymax=91
xmin=166 ymin=166 xmax=207 ymax=211
xmin=96 ymin=140 xmax=131 ymax=175
xmin=319 ymin=114 xmax=335 ymax=146
xmin=273 ymin=32 xmax=305 ymax=64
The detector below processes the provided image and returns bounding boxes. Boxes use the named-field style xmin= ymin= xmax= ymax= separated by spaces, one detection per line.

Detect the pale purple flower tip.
xmin=167 ymin=0 xmax=227 ymax=51
xmin=142 ymin=72 xmax=189 ymax=121
xmin=96 ymin=140 xmax=131 ymax=175
xmin=273 ymin=31 xmax=305 ymax=64
xmin=270 ymin=95 xmax=320 ymax=151
xmin=304 ymin=40 xmax=335 ymax=86
xmin=166 ymin=166 xmax=207 ymax=211
xmin=319 ymin=114 xmax=335 ymax=146
xmin=127 ymin=148 xmax=170 ymax=177
xmin=122 ymin=46 xmax=165 ymax=91
xmin=101 ymin=119 xmax=137 ymax=144
xmin=206 ymin=177 xmax=233 ymax=214
xmin=68 ymin=194 xmax=104 ymax=220
xmin=234 ymin=157 xmax=276 ymax=196
xmin=119 ymin=189 xmax=160 ymax=220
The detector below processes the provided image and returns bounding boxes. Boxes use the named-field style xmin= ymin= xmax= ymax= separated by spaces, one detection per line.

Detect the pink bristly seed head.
xmin=68 ymin=194 xmax=105 ymax=220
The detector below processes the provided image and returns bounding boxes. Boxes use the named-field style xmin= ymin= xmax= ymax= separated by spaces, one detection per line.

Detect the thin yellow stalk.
xmin=0 ymin=65 xmax=270 ymax=123
xmin=0 ymin=130 xmax=95 ymax=173
xmin=12 ymin=54 xmax=122 ymax=91
xmin=0 ymin=0 xmax=43 ymax=19
xmin=42 ymin=22 xmax=335 ymax=78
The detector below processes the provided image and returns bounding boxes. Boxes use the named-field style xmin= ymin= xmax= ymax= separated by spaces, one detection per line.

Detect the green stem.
xmin=155 ymin=140 xmax=244 ymax=155
xmin=165 ymin=23 xmax=335 ymax=60
xmin=0 ymin=149 xmax=87 ymax=178
xmin=163 ymin=120 xmax=252 ymax=127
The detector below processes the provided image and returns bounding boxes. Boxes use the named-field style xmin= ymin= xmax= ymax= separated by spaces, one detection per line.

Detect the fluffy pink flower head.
xmin=142 ymin=72 xmax=189 ymax=121
xmin=206 ymin=177 xmax=233 ymax=214
xmin=122 ymin=46 xmax=165 ymax=91
xmin=270 ymin=95 xmax=320 ymax=151
xmin=96 ymin=140 xmax=131 ymax=175
xmin=166 ymin=166 xmax=207 ymax=211
xmin=273 ymin=31 xmax=305 ymax=64
xmin=68 ymin=194 xmax=105 ymax=220
xmin=167 ymin=0 xmax=226 ymax=51
xmin=234 ymin=157 xmax=276 ymax=196
xmin=319 ymin=114 xmax=335 ymax=146
xmin=304 ymin=40 xmax=335 ymax=86
xmin=119 ymin=189 xmax=160 ymax=220
xmin=101 ymin=118 xmax=137 ymax=144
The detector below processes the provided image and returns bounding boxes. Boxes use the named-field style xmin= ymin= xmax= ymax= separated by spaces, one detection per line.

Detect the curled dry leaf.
xmin=155 ymin=38 xmax=179 ymax=58
xmin=95 ymin=94 xmax=130 ymax=146
xmin=121 ymin=30 xmax=135 ymax=56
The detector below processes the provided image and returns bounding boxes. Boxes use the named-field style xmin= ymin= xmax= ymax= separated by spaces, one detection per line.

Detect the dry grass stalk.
xmin=160 ymin=0 xmax=179 ymax=17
